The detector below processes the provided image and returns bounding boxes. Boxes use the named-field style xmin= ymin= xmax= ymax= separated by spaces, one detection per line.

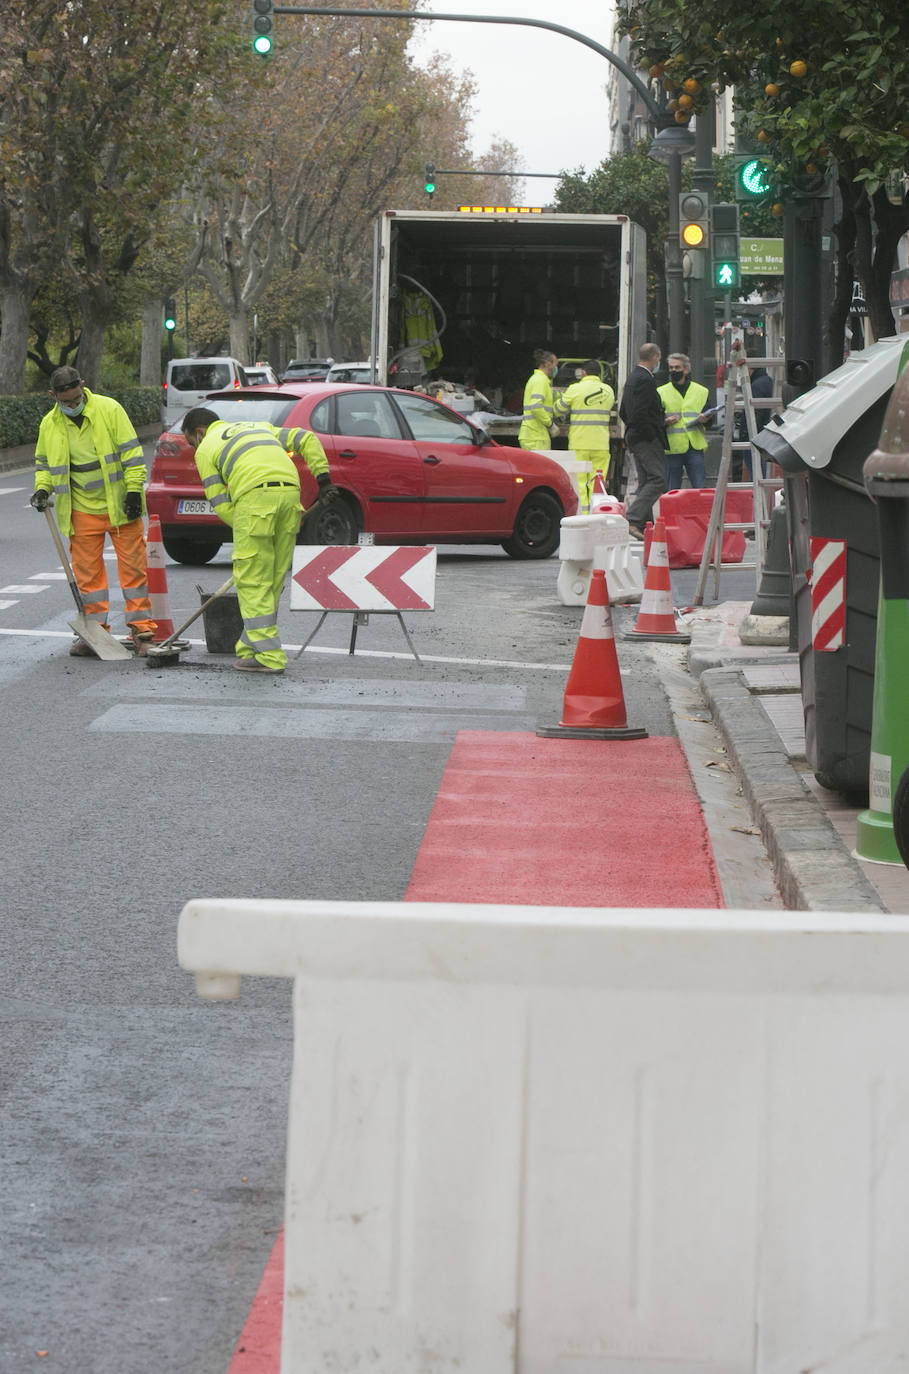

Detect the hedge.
xmin=0 ymin=386 xmax=161 ymax=449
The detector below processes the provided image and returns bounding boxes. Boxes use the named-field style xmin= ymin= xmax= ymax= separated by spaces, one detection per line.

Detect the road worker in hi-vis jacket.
xmin=554 ymin=360 xmax=615 ymax=508
xmin=30 ymin=365 xmax=157 ymax=656
xmin=181 ymin=407 xmax=337 ymax=675
xmin=518 ymin=348 xmax=559 ymax=450
xmin=657 ymin=352 xmax=711 ymax=490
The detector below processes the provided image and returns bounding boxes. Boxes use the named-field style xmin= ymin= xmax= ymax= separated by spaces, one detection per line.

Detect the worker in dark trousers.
xmin=181 ymin=407 xmax=337 ymax=674
xmin=619 ymin=342 xmax=670 ymax=539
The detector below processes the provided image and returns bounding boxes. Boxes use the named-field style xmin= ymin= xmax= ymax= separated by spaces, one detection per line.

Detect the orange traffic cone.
xmin=589 ymin=469 xmax=621 ymax=515
xmin=146 ymin=515 xmax=177 ymax=642
xmin=624 ymin=515 xmax=690 ymax=642
xmin=537 ymin=569 xmax=647 ymax=740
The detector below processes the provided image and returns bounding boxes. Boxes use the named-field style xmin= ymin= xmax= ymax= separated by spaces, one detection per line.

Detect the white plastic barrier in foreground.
xmin=558 ymin=511 xmax=644 ymax=605
xmin=178 ymin=900 xmax=909 ymax=1374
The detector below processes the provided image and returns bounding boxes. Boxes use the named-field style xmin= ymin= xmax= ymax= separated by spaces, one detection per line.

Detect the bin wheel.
xmin=893 ymin=765 xmax=909 ymax=871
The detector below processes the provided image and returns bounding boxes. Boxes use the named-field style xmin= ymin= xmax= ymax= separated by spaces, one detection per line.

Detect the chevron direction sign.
xmin=290 ymin=545 xmax=436 ymax=612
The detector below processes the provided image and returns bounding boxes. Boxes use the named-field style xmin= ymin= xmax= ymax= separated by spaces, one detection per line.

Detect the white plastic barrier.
xmin=534 ymin=447 xmax=591 ymax=501
xmin=558 ymin=512 xmax=644 ymax=605
xmin=178 ymin=899 xmax=909 ymax=1374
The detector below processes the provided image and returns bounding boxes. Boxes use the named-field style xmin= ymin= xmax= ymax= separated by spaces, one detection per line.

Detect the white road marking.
xmin=0 ymin=601 xmax=18 ymax=611
xmin=0 ymin=584 xmax=49 ymax=594
xmin=0 ymin=487 xmax=27 ymax=495
xmin=31 ymin=571 xmax=66 ymax=580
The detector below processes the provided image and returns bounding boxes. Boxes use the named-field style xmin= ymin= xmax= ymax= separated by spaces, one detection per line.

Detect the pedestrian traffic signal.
xmin=164 ymin=299 xmax=177 ymax=332
xmin=711 ymin=203 xmax=740 ymax=292
xmin=735 ymin=156 xmax=772 ymax=201
xmin=423 ymin=162 xmax=436 ymax=197
xmin=679 ymin=190 xmax=709 ymax=250
xmin=251 ymin=0 xmax=274 ymax=55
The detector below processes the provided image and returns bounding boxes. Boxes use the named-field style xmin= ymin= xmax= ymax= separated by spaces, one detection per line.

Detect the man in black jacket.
xmin=619 ymin=342 xmax=672 ymax=539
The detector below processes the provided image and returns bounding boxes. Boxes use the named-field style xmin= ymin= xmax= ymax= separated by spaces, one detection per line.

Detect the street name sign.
xmin=740 ymin=238 xmax=784 ymax=275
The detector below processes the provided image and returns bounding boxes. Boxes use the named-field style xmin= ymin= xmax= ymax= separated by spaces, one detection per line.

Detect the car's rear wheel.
xmin=502 ymin=491 xmax=563 ymax=559
xmin=299 ymin=494 xmax=360 ymax=545
xmin=161 ymin=534 xmax=222 ymax=565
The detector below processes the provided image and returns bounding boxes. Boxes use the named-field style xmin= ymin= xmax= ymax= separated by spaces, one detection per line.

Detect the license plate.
xmin=177 ymin=499 xmax=214 ymax=515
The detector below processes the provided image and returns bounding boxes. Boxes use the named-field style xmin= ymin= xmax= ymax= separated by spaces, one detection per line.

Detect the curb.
xmin=699 ymin=665 xmax=886 ymax=912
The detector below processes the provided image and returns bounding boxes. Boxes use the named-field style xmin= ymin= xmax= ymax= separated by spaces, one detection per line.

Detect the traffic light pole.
xmin=690 ymin=98 xmax=715 ymax=388
xmin=666 ymin=153 xmax=684 ymax=356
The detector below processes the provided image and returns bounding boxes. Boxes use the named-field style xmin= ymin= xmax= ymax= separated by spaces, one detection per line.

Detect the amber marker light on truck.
xmin=457 ymin=206 xmax=544 ymax=214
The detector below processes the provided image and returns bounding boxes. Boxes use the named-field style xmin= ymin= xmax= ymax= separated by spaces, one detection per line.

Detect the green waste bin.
xmin=755 ymin=336 xmax=909 ymax=796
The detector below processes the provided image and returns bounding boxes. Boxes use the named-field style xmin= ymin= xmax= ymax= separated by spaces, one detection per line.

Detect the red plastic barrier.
xmin=657 ymin=488 xmax=752 ymax=568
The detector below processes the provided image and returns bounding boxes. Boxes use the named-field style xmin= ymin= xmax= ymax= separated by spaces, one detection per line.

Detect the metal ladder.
xmin=693 ymin=346 xmax=786 ymax=605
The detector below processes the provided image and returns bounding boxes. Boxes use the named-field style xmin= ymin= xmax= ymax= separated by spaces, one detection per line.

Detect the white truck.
xmin=369 ymin=208 xmax=647 ymax=445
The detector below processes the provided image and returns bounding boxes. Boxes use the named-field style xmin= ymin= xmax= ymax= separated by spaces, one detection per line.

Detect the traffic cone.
xmin=624 ymin=515 xmax=691 ymax=642
xmin=146 ymin=515 xmax=177 ymax=642
xmin=537 ymin=569 xmax=647 ymax=740
xmin=589 ymin=469 xmax=623 ymax=515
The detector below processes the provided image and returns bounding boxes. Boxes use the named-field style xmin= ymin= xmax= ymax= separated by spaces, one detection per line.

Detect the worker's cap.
xmin=50 ymin=365 xmax=83 ymax=393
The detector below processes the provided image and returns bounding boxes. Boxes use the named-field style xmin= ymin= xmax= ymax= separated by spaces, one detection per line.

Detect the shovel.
xmin=43 ymin=505 xmax=133 ymax=661
xmin=144 ymin=576 xmax=235 ymax=665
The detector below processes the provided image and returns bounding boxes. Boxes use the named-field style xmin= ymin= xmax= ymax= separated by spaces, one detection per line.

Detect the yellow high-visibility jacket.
xmin=657 ymin=380 xmax=710 ymax=453
xmin=33 ymin=388 xmax=146 ymax=535
xmin=194 ymin=421 xmax=328 ymax=528
xmin=554 ymin=375 xmax=615 ymax=452
xmin=518 ymin=368 xmax=555 ymax=449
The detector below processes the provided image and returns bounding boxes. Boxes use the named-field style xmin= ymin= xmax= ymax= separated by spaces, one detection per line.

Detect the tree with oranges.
xmin=618 ymin=1 xmax=909 ymax=368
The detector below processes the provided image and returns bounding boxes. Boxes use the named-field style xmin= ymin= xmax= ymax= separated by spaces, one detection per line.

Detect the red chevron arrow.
xmin=364 ymin=546 xmax=433 ymax=609
xmin=292 ymin=546 xmax=359 ymax=610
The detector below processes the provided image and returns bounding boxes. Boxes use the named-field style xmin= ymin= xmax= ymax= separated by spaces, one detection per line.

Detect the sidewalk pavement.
xmin=684 ymin=600 xmax=909 ymax=915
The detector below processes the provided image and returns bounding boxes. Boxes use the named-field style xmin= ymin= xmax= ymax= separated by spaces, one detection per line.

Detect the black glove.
xmin=124 ymin=491 xmax=143 ymax=521
xmin=316 ymin=474 xmax=339 ymax=503
xmin=30 ymin=490 xmax=49 ymax=511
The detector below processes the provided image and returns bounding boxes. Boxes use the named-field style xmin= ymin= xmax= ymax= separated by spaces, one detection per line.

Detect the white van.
xmin=161 ymin=357 xmax=248 ymax=428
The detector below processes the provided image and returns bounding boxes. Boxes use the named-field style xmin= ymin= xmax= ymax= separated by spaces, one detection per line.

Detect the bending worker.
xmin=181 ymin=407 xmax=337 ymax=675
xmin=554 ymin=360 xmax=614 ymax=508
xmin=518 ymin=349 xmax=559 ymax=450
xmin=29 ymin=365 xmax=157 ymax=656
xmin=658 ymin=352 xmax=710 ymax=490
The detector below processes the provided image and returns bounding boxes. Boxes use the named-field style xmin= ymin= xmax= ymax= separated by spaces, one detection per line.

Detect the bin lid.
xmin=755 ymin=335 xmax=909 ymax=474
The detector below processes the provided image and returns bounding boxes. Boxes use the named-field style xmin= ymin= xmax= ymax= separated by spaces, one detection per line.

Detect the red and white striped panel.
xmin=809 ymin=536 xmax=846 ymax=651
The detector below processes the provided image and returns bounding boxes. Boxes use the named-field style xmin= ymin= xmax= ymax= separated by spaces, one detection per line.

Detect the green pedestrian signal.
xmin=714 ymin=261 xmax=740 ymax=290
xmin=423 ymin=162 xmax=436 ymax=197
xmin=164 ymin=299 xmax=177 ymax=332
xmin=251 ymin=0 xmax=274 ymax=54
xmin=736 ymin=157 xmax=771 ymax=200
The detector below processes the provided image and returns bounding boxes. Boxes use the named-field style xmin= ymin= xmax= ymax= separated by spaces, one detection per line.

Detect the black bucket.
xmin=198 ymin=586 xmax=243 ymax=654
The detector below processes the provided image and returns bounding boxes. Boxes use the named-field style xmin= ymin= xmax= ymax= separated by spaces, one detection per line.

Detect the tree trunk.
xmin=829 ymin=182 xmax=856 ymax=372
xmin=140 ymin=299 xmax=164 ymax=386
xmin=228 ymin=313 xmax=251 ymax=365
xmin=0 ymin=282 xmax=33 ymax=395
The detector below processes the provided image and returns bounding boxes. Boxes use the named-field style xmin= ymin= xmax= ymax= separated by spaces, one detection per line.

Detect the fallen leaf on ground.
xmin=705 ymin=760 xmax=733 ymax=772
xmin=730 ymin=825 xmax=762 ymax=836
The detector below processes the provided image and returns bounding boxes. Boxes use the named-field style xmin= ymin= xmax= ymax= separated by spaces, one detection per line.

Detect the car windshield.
xmin=171 ymin=363 xmax=232 ymax=391
xmin=174 ymin=395 xmax=300 ymax=428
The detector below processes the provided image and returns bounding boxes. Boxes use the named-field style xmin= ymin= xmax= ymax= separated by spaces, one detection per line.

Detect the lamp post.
xmin=647 ymin=123 xmax=697 ymax=355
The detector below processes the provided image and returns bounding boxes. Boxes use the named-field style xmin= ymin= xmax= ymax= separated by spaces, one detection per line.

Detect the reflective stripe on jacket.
xmin=554 ymin=375 xmax=615 ymax=452
xmin=658 ymin=380 xmax=709 ymax=453
xmin=518 ymin=368 xmax=555 ymax=448
xmin=193 ymin=420 xmax=327 ymax=528
xmin=33 ymin=388 xmax=146 ymax=535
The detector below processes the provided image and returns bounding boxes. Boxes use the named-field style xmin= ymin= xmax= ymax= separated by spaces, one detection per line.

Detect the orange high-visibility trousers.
xmin=69 ymin=511 xmax=156 ymax=635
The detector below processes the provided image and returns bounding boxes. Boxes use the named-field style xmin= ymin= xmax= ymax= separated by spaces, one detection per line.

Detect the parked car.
xmin=146 ymin=382 xmax=577 ymax=565
xmin=280 ymin=358 xmax=333 ymax=383
xmin=160 ymin=356 xmax=247 ymax=428
xmin=244 ymin=364 xmax=280 ymax=386
xmin=325 ymin=361 xmax=375 ymax=386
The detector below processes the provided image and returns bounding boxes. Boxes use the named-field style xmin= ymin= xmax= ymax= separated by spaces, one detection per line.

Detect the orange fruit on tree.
xmin=805 ymin=162 xmax=818 ymax=175
xmin=668 ymin=98 xmax=680 ymax=111
xmin=674 ymin=109 xmax=691 ymax=124
xmin=648 ymin=63 xmax=664 ymax=78
xmin=662 ymin=76 xmax=676 ymax=90
xmin=677 ymin=92 xmax=694 ymax=109
xmin=683 ymin=77 xmax=701 ymax=93
xmin=757 ymin=130 xmax=770 ymax=143
xmin=898 ymin=123 xmax=909 ymax=138
xmin=790 ymin=60 xmax=808 ymax=77
xmin=764 ymin=82 xmax=780 ymax=97
xmin=771 ymin=202 xmax=784 ymax=217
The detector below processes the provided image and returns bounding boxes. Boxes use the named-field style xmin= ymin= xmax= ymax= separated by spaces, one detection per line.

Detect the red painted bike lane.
xmin=226 ymin=728 xmax=723 ymax=1370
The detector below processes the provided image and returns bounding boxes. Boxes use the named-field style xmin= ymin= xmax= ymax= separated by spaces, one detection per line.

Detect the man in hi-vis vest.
xmin=554 ymin=361 xmax=614 ymax=509
xmin=657 ymin=353 xmax=711 ymax=490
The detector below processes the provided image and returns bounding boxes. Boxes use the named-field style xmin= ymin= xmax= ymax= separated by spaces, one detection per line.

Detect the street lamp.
xmin=648 ymin=123 xmax=697 ymax=355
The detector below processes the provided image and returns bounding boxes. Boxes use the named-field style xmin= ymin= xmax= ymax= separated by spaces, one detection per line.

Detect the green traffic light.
xmin=739 ymin=158 xmax=771 ymax=197
xmin=253 ymin=32 xmax=272 ymax=53
xmin=424 ymin=179 xmax=435 ymax=194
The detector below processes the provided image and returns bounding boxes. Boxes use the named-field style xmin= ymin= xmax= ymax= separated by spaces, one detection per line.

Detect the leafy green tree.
xmin=618 ymin=0 xmax=909 ymax=361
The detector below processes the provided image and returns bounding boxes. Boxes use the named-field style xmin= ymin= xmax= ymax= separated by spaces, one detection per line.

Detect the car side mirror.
xmin=471 ymin=425 xmax=492 ymax=449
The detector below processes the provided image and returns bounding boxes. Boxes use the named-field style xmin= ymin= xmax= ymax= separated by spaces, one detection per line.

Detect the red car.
xmin=146 ymin=383 xmax=577 ymax=564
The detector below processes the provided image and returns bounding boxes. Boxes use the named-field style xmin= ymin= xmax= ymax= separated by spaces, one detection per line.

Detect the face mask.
xmin=59 ymin=398 xmax=85 ymax=416
xmin=669 ymin=370 xmax=685 ymax=386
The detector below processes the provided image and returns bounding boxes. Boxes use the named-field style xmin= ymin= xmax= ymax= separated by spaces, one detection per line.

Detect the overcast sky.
xmin=409 ymin=1 xmax=618 ymax=194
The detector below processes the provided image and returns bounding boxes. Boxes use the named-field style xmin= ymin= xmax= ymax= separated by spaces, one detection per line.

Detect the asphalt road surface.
xmin=0 ymin=464 xmax=758 ymax=1372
